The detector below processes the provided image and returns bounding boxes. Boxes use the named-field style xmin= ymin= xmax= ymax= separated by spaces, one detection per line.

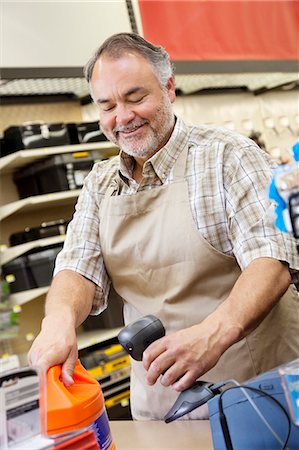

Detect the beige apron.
xmin=99 ymin=136 xmax=299 ymax=420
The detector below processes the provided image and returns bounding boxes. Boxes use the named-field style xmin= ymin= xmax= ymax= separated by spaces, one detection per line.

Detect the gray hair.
xmin=84 ymin=32 xmax=175 ymax=87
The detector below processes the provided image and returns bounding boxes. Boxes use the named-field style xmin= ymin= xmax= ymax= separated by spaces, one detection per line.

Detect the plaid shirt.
xmin=55 ymin=117 xmax=299 ymax=313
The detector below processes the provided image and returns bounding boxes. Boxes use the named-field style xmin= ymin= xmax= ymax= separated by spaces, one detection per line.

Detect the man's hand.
xmin=142 ymin=316 xmax=237 ymax=392
xmin=27 ymin=270 xmax=96 ymax=384
xmin=27 ymin=314 xmax=78 ymax=385
xmin=143 ymin=258 xmax=291 ymax=392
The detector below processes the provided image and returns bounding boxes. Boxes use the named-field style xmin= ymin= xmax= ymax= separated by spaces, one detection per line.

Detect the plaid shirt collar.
xmin=118 ymin=116 xmax=189 ymax=183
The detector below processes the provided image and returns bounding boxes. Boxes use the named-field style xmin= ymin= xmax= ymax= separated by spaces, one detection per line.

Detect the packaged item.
xmin=279 ymin=359 xmax=299 ymax=426
xmin=0 ymin=366 xmax=99 ymax=450
xmin=0 ymin=265 xmax=19 ymax=339
xmin=45 ymin=360 xmax=115 ymax=450
xmin=0 ymin=304 xmax=20 ymax=340
xmin=0 ymin=367 xmax=52 ymax=449
xmin=269 ymin=141 xmax=299 ymax=236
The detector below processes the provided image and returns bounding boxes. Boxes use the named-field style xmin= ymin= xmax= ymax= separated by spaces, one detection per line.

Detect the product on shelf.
xmin=2 ymin=244 xmax=63 ymax=293
xmin=80 ymin=342 xmax=131 ymax=420
xmin=9 ymin=219 xmax=70 ymax=247
xmin=3 ymin=122 xmax=71 ymax=156
xmin=67 ymin=121 xmax=108 ymax=144
xmin=13 ymin=150 xmax=105 ymax=198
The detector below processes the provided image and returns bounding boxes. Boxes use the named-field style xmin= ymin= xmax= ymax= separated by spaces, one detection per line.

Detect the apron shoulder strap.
xmin=173 ymin=130 xmax=190 ymax=181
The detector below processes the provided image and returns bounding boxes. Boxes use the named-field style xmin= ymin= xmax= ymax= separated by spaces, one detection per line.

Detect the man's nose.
xmin=116 ymin=105 xmax=135 ymax=126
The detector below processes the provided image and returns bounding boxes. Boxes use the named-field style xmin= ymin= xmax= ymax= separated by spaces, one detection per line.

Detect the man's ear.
xmin=166 ymin=76 xmax=176 ymax=103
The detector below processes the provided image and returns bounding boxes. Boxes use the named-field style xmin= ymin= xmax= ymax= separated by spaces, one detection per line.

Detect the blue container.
xmin=208 ymin=369 xmax=299 ymax=450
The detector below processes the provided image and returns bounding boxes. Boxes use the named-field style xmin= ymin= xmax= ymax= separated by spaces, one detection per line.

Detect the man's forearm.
xmin=212 ymin=257 xmax=292 ymax=353
xmin=45 ymin=269 xmax=96 ymax=328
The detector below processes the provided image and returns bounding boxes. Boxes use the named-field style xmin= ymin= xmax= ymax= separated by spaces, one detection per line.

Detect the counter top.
xmin=109 ymin=420 xmax=213 ymax=450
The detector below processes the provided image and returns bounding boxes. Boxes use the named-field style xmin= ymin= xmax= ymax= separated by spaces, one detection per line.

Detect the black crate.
xmin=3 ymin=123 xmax=71 ymax=156
xmin=68 ymin=122 xmax=108 ymax=145
xmin=9 ymin=220 xmax=69 ymax=247
xmin=13 ymin=150 xmax=101 ymax=198
xmin=36 ymin=152 xmax=94 ymax=193
xmin=2 ymin=256 xmax=37 ymax=293
xmin=13 ymin=165 xmax=41 ymax=198
xmin=27 ymin=245 xmax=63 ymax=287
xmin=2 ymin=244 xmax=63 ymax=293
xmin=0 ymin=137 xmax=7 ymax=157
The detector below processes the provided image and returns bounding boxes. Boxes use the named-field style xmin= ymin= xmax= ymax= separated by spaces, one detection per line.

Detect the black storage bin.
xmin=13 ymin=164 xmax=41 ymax=198
xmin=68 ymin=122 xmax=108 ymax=144
xmin=2 ymin=256 xmax=37 ymax=293
xmin=82 ymin=286 xmax=124 ymax=330
xmin=2 ymin=244 xmax=63 ymax=293
xmin=3 ymin=122 xmax=71 ymax=156
xmin=13 ymin=150 xmax=101 ymax=198
xmin=0 ymin=136 xmax=7 ymax=157
xmin=36 ymin=152 xmax=95 ymax=194
xmin=27 ymin=245 xmax=63 ymax=287
xmin=9 ymin=219 xmax=69 ymax=247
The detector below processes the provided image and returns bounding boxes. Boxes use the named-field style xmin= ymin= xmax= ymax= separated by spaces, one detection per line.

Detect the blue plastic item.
xmin=269 ymin=141 xmax=299 ymax=235
xmin=208 ymin=369 xmax=299 ymax=450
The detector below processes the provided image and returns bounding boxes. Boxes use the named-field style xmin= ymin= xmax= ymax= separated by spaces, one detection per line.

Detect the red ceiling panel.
xmin=138 ymin=1 xmax=299 ymax=61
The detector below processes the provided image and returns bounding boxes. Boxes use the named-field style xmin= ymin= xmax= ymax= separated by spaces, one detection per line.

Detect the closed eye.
xmin=128 ymin=95 xmax=146 ymax=104
xmin=101 ymin=104 xmax=115 ymax=112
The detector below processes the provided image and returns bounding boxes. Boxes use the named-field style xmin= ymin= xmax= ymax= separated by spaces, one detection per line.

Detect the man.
xmin=28 ymin=33 xmax=299 ymax=420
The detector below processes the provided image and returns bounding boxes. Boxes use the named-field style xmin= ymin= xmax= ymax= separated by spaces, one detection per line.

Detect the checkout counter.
xmin=110 ymin=420 xmax=213 ymax=449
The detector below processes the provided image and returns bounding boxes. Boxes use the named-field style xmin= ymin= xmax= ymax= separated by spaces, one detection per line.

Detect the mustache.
xmin=114 ymin=119 xmax=148 ymax=133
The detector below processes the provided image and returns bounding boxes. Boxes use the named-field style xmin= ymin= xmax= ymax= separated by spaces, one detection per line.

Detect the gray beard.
xmin=117 ymin=133 xmax=162 ymax=160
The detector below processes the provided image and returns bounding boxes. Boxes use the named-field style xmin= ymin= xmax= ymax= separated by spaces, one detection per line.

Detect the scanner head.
xmin=117 ymin=315 xmax=165 ymax=361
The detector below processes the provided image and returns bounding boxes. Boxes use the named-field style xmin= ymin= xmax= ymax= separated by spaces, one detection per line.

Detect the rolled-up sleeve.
xmin=224 ymin=143 xmax=299 ymax=274
xmin=54 ymin=166 xmax=110 ymax=314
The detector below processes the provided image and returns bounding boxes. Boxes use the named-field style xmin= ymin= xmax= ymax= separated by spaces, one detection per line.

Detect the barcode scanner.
xmin=117 ymin=315 xmax=165 ymax=360
xmin=117 ymin=314 xmax=220 ymax=422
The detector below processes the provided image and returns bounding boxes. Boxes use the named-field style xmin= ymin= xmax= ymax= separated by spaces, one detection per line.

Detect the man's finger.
xmin=61 ymin=346 xmax=78 ymax=386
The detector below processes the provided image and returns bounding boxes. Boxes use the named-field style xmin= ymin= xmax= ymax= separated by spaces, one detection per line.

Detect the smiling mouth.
xmin=117 ymin=123 xmax=147 ymax=137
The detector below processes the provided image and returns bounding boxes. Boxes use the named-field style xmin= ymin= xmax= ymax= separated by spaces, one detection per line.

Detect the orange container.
xmin=46 ymin=360 xmax=115 ymax=450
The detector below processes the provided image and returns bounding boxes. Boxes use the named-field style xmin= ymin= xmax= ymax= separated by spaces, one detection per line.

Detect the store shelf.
xmin=77 ymin=327 xmax=122 ymax=351
xmin=9 ymin=286 xmax=49 ymax=306
xmin=9 ymin=288 xmax=123 ymax=343
xmin=0 ymin=190 xmax=80 ymax=221
xmin=1 ymin=235 xmax=66 ymax=265
xmin=0 ymin=141 xmax=118 ymax=174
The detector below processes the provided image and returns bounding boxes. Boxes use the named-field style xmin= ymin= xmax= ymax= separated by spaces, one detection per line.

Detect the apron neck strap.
xmin=173 ymin=134 xmax=189 ymax=181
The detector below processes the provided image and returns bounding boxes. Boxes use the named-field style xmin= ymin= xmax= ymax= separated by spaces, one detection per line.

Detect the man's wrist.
xmin=41 ymin=312 xmax=76 ymax=330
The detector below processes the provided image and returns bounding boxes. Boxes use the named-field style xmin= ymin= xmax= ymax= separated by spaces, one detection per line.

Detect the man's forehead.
xmin=93 ymin=51 xmax=155 ymax=76
xmin=90 ymin=53 xmax=158 ymax=100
